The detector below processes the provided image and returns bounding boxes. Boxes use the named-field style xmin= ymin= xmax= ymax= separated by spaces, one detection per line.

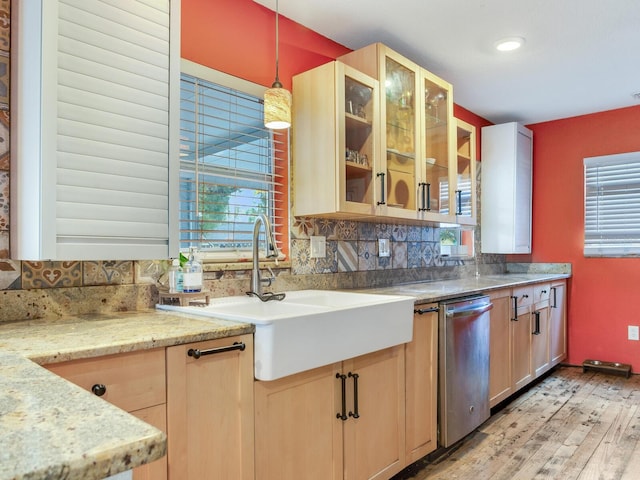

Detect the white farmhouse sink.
xmin=157 ymin=290 xmax=415 ymax=381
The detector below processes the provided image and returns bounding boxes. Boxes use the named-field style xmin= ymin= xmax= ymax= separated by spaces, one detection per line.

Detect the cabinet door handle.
xmin=532 ymin=311 xmax=541 ymax=335
xmin=187 ymin=342 xmax=246 ymax=359
xmin=336 ymin=373 xmax=348 ymax=421
xmin=426 ymin=183 xmax=431 ymax=211
xmin=348 ymin=372 xmax=360 ymax=419
xmin=551 ymin=287 xmax=558 ymax=308
xmin=91 ymin=383 xmax=107 ymax=397
xmin=414 ymin=306 xmax=439 ymax=315
xmin=511 ymin=296 xmax=518 ymax=321
xmin=376 ymin=172 xmax=386 ymax=205
xmin=418 ymin=183 xmax=429 ymax=211
xmin=456 ymin=189 xmax=462 ymax=215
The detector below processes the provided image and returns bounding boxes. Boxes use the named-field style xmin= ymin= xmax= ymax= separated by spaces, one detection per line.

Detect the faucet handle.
xmin=260 ymin=266 xmax=276 ymax=286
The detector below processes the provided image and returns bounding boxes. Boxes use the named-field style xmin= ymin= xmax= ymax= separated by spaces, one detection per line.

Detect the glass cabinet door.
xmin=419 ymin=72 xmax=453 ymax=217
xmin=382 ymin=54 xmax=419 ymax=215
xmin=341 ymin=67 xmax=377 ymax=212
xmin=455 ymin=118 xmax=477 ymax=224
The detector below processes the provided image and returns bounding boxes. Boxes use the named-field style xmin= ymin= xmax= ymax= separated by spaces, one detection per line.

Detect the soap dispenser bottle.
xmin=168 ymin=258 xmax=183 ymax=293
xmin=182 ymin=247 xmax=203 ymax=293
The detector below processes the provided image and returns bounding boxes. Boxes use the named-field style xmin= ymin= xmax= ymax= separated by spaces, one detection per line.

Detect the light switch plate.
xmin=628 ymin=325 xmax=639 ymax=341
xmin=378 ymin=238 xmax=391 ymax=257
xmin=310 ymin=236 xmax=326 ymax=258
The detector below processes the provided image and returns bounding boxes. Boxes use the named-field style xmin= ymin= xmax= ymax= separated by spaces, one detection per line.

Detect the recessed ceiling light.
xmin=495 ymin=37 xmax=525 ymax=52
xmin=633 ymin=92 xmax=640 ymax=101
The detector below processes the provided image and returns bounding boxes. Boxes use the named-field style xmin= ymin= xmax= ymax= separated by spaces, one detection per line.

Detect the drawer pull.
xmin=414 ymin=306 xmax=439 ymax=315
xmin=188 ymin=342 xmax=246 ymax=359
xmin=91 ymin=384 xmax=107 ymax=397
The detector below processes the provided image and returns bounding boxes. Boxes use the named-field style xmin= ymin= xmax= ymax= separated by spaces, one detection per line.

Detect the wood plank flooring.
xmin=395 ymin=366 xmax=640 ymax=480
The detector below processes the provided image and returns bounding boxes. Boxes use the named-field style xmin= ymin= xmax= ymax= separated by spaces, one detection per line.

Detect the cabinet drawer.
xmin=47 ymin=348 xmax=166 ymax=412
xmin=512 ymin=286 xmax=533 ymax=308
xmin=532 ymin=283 xmax=551 ymax=304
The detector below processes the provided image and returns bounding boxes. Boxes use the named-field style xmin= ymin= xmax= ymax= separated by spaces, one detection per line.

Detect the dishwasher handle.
xmin=445 ymin=302 xmax=493 ymax=317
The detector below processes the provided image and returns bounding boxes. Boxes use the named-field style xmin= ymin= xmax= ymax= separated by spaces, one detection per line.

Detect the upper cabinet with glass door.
xmin=292 ymin=61 xmax=380 ymax=218
xmin=339 ymin=43 xmax=457 ymax=223
xmin=454 ymin=118 xmax=477 ymax=225
xmin=418 ymin=70 xmax=456 ymax=223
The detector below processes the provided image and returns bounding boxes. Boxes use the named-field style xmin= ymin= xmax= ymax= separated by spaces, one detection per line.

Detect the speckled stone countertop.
xmin=358 ymin=273 xmax=570 ymax=304
xmin=0 ymin=310 xmax=253 ymax=480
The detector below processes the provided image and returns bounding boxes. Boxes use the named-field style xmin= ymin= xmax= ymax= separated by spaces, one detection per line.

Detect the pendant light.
xmin=264 ymin=0 xmax=291 ymax=129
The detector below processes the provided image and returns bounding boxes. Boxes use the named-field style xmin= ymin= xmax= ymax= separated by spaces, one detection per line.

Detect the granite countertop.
xmin=0 ymin=310 xmax=253 ymax=480
xmin=360 ymin=272 xmax=570 ymax=304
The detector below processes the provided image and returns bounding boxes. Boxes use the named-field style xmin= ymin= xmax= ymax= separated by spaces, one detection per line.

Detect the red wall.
xmin=181 ymin=0 xmax=350 ymax=88
xmin=529 ymin=105 xmax=640 ymax=369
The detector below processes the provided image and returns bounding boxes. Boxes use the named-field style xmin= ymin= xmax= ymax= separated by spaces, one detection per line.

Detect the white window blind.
xmin=179 ymin=73 xmax=286 ymax=259
xmin=584 ymin=151 xmax=640 ymax=257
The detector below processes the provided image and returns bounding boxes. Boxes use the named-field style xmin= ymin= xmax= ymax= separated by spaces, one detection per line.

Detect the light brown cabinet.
xmin=531 ymin=284 xmax=551 ymax=378
xmin=292 ymin=61 xmax=381 ymax=218
xmin=488 ymin=289 xmax=513 ymax=407
xmin=254 ymin=345 xmax=405 ymax=480
xmin=405 ymin=305 xmax=438 ymax=463
xmin=291 ymin=42 xmax=460 ymax=224
xmin=166 ymin=335 xmax=254 ymax=480
xmin=490 ymin=280 xmax=568 ymax=408
xmin=340 ymin=43 xmax=458 ymax=223
xmin=512 ymin=285 xmax=534 ymax=391
xmin=46 ymin=349 xmax=168 ymax=480
xmin=550 ymin=280 xmax=567 ymax=366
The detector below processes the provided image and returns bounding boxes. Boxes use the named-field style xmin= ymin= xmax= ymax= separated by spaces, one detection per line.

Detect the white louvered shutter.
xmin=11 ymin=0 xmax=179 ymax=260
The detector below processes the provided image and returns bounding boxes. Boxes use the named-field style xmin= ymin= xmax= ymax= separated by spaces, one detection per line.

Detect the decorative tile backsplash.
xmin=290 ymin=217 xmax=459 ymax=275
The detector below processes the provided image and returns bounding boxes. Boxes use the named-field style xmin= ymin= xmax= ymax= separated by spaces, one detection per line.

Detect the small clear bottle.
xmin=182 ymin=247 xmax=203 ymax=293
xmin=168 ymin=258 xmax=183 ymax=293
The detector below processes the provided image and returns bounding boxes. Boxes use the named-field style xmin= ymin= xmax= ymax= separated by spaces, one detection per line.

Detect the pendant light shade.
xmin=264 ymin=0 xmax=291 ymax=129
xmin=264 ymin=83 xmax=292 ymax=129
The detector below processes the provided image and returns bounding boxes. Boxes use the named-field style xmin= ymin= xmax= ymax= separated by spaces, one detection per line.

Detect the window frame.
xmin=179 ymin=59 xmax=289 ymax=264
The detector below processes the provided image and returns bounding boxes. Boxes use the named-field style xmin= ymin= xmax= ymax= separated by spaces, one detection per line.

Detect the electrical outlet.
xmin=309 ymin=235 xmax=326 ymax=258
xmin=628 ymin=325 xmax=639 ymax=341
xmin=378 ymin=238 xmax=391 ymax=257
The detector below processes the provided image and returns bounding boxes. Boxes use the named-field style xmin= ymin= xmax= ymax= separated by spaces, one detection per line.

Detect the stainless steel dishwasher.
xmin=438 ymin=295 xmax=493 ymax=447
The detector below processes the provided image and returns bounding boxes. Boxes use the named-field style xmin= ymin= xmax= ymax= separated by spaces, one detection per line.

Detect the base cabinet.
xmin=254 ymin=345 xmax=405 ymax=480
xmin=46 ymin=349 xmax=168 ymax=480
xmin=489 ymin=289 xmax=513 ymax=406
xmin=550 ymin=280 xmax=567 ymax=366
xmin=166 ymin=335 xmax=254 ymax=480
xmin=490 ymin=280 xmax=568 ymax=408
xmin=405 ymin=306 xmax=438 ymax=463
xmin=512 ymin=286 xmax=534 ymax=391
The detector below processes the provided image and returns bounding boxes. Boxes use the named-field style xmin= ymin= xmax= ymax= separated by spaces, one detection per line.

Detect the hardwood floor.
xmin=396 ymin=366 xmax=640 ymax=480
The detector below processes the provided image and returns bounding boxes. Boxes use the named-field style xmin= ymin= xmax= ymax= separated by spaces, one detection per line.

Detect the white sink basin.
xmin=157 ymin=290 xmax=415 ymax=381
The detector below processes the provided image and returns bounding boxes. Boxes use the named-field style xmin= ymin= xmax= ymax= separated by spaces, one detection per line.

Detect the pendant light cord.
xmin=272 ymin=0 xmax=282 ymax=88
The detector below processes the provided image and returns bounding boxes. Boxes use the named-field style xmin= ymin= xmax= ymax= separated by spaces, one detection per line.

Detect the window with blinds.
xmin=584 ymin=151 xmax=640 ymax=257
xmin=179 ymin=72 xmax=287 ymax=260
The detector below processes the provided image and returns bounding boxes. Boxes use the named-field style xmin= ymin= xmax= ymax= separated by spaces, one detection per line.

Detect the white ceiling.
xmin=255 ymin=0 xmax=640 ymax=125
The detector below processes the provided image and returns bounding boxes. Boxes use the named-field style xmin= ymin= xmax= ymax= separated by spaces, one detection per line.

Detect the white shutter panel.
xmin=11 ymin=0 xmax=179 ymax=260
